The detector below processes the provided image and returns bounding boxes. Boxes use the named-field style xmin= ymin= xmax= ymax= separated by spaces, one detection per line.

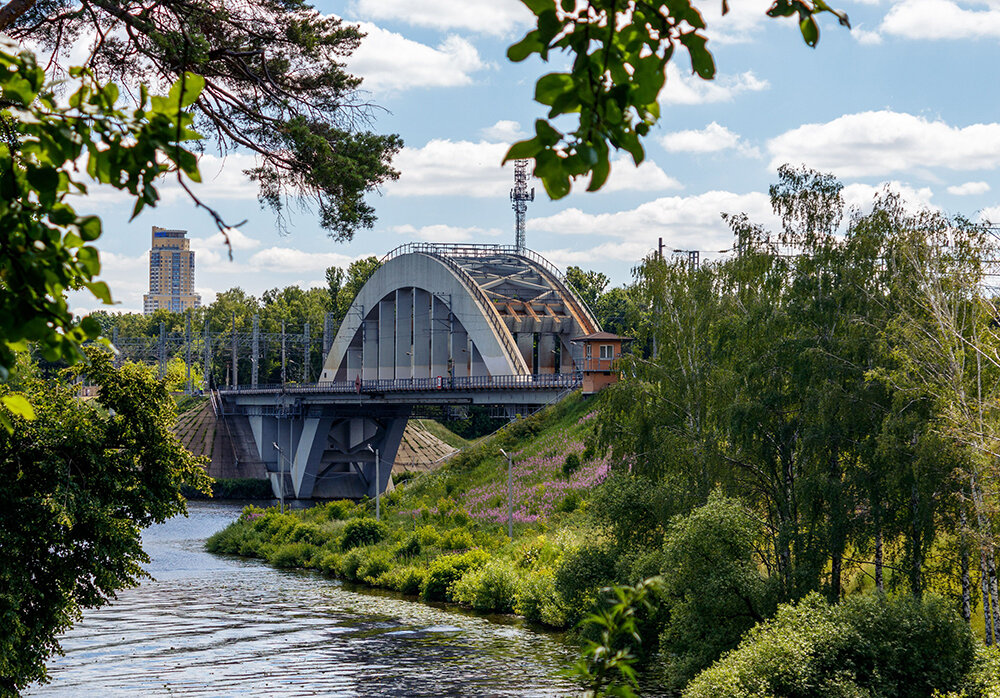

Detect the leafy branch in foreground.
xmin=506 ymin=1 xmax=849 ymax=198
xmin=571 ymin=576 xmax=664 ymax=697
xmin=0 ymin=40 xmax=206 ymax=417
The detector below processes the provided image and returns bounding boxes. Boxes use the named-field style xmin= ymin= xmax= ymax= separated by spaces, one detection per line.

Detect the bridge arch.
xmin=321 ymin=244 xmax=600 ymax=382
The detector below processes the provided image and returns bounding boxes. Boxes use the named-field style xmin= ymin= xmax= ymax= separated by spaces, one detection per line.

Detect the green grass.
xmin=413 ymin=418 xmax=474 ymax=450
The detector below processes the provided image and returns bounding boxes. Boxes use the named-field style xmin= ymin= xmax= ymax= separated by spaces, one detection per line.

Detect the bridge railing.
xmin=218 ymin=372 xmax=583 ymax=396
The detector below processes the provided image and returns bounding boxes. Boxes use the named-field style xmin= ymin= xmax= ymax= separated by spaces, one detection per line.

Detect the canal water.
xmin=29 ymin=501 xmax=580 ymax=697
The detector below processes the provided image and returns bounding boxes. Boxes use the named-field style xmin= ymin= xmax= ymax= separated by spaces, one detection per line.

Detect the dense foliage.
xmin=0 ymin=42 xmax=206 ymax=406
xmin=0 ymin=350 xmax=210 ymax=691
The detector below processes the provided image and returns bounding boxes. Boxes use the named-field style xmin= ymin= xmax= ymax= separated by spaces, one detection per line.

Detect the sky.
xmin=65 ymin=0 xmax=1000 ymax=315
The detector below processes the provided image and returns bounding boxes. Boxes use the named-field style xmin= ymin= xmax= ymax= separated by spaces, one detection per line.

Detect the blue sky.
xmin=68 ymin=0 xmax=1000 ymax=314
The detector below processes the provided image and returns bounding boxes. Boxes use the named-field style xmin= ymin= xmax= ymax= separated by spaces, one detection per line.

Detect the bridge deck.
xmin=218 ymin=372 xmax=582 ymax=397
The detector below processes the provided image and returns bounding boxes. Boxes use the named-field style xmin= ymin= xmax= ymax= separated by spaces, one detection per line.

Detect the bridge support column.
xmin=378 ymin=298 xmax=395 ymax=380
xmin=517 ymin=332 xmax=534 ymax=373
xmin=431 ymin=295 xmax=450 ymax=379
xmin=362 ymin=307 xmax=378 ymax=381
xmin=413 ymin=289 xmax=431 ymax=379
xmin=453 ymin=324 xmax=469 ymax=378
xmin=395 ymin=288 xmax=414 ymax=379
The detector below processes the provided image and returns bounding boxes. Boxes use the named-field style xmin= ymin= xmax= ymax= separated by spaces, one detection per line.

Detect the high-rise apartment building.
xmin=143 ymin=226 xmax=201 ymax=314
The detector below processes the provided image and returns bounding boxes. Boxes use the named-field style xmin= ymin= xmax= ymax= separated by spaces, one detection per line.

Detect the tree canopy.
xmin=0 ymin=0 xmax=402 ymax=240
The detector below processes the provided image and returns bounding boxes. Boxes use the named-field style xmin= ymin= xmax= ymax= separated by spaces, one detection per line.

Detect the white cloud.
xmin=528 ymin=190 xmax=776 ymax=252
xmin=352 ymin=0 xmax=533 ymax=36
xmin=980 ymin=206 xmax=1000 ymax=223
xmin=841 ymin=181 xmax=938 ymax=214
xmin=661 ymin=63 xmax=769 ymax=105
xmin=947 ymin=181 xmax=991 ymax=195
xmin=388 ymin=139 xmax=680 ymax=197
xmin=391 ymin=224 xmax=504 ymax=243
xmin=602 ymin=156 xmax=683 ymax=192
xmin=659 ymin=122 xmax=759 ymax=156
xmin=851 ymin=25 xmax=884 ymax=44
xmin=881 ymin=0 xmax=1000 ymax=40
xmin=694 ymin=0 xmax=775 ymax=44
xmin=70 ymin=152 xmax=260 ymax=210
xmin=243 ymin=247 xmax=357 ymax=275
xmin=767 ymin=110 xmax=1000 ymax=178
xmin=480 ymin=120 xmax=528 ymax=142
xmin=347 ymin=23 xmax=489 ymax=93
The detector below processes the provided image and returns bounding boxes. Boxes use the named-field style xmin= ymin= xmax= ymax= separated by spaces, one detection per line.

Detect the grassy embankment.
xmin=206 ymin=391 xmax=604 ymax=626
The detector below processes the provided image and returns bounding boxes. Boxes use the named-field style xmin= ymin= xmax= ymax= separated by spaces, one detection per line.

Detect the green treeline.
xmin=92 ymin=256 xmax=379 ymax=387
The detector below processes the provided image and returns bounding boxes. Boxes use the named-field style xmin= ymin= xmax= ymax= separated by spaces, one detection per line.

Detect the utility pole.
xmin=251 ymin=314 xmax=259 ymax=387
xmin=158 ymin=321 xmax=166 ymax=380
xmin=203 ymin=318 xmax=211 ymax=391
xmin=303 ymin=322 xmax=310 ymax=383
xmin=230 ymin=314 xmax=238 ymax=389
xmin=500 ymin=448 xmax=514 ymax=539
xmin=185 ymin=313 xmax=192 ymax=395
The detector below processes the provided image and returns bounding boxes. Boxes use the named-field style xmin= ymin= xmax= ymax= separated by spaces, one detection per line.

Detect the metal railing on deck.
xmin=218 ymin=372 xmax=583 ymax=396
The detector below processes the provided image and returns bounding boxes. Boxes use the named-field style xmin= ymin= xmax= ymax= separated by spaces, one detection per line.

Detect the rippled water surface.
xmin=30 ymin=501 xmax=578 ymax=696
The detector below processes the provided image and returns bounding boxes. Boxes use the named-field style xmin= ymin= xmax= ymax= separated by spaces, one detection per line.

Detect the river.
xmin=29 ymin=501 xmax=580 ymax=697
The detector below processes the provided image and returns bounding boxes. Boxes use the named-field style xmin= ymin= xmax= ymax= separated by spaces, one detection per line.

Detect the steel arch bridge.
xmin=218 ymin=243 xmax=599 ymax=500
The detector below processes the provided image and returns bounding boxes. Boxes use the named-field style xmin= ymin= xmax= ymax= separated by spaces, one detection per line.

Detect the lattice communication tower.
xmin=510 ymin=159 xmax=534 ymax=251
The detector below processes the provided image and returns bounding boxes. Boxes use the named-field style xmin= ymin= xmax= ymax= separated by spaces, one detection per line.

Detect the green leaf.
xmin=84 ymin=281 xmax=113 ymax=305
xmin=535 ymin=72 xmax=574 ymax=106
xmin=78 ymin=216 xmax=102 ymax=242
xmin=507 ymin=31 xmax=542 ymax=62
xmin=800 ymin=16 xmax=820 ymax=47
xmin=503 ymin=137 xmax=543 ymax=163
xmin=77 ymin=246 xmax=101 ymax=276
xmin=521 ymin=0 xmax=555 ymax=14
xmin=167 ymin=72 xmax=205 ymax=109
xmin=2 ymin=394 xmax=35 ymax=421
xmin=679 ymin=32 xmax=715 ymax=79
xmin=586 ymin=155 xmax=611 ymax=192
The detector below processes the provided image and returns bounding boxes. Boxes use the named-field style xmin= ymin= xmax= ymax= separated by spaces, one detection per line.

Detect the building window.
xmin=599 ymin=344 xmax=614 ymax=359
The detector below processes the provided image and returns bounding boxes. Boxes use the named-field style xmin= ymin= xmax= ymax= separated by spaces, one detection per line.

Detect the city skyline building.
xmin=143 ymin=226 xmax=200 ymax=315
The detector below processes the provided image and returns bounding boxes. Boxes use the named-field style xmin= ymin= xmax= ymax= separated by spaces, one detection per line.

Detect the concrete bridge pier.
xmin=248 ymin=404 xmax=410 ymax=500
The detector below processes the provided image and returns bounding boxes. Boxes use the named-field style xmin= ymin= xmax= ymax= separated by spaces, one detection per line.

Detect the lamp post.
xmin=272 ymin=441 xmax=285 ymax=513
xmin=366 ymin=444 xmax=381 ymax=520
xmin=499 ymin=448 xmax=513 ymax=539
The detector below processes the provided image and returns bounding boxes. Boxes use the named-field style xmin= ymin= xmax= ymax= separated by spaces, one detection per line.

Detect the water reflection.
xmin=30 ymin=501 xmax=578 ymax=697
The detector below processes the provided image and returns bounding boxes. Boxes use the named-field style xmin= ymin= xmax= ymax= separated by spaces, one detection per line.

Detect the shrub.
xmin=562 ymin=453 xmax=581 ymax=477
xmin=267 ymin=542 xmax=315 ymax=569
xmin=555 ymin=543 xmax=617 ymax=622
xmin=555 ymin=491 xmax=580 ymax=513
xmin=397 ymin=534 xmax=421 ymax=559
xmin=357 ymin=550 xmax=392 ymax=584
xmin=684 ymin=592 xmax=978 ymax=698
xmin=397 ymin=567 xmax=426 ymax=596
xmin=289 ymin=522 xmax=325 ymax=545
xmin=416 ymin=525 xmax=440 ymax=547
xmin=340 ymin=548 xmax=365 ymax=581
xmin=323 ymin=500 xmax=354 ymax=520
xmin=441 ymin=527 xmax=473 ymax=550
xmin=421 ymin=549 xmax=489 ymax=602
xmin=515 ymin=567 xmax=567 ymax=627
xmin=318 ymin=552 xmax=342 ymax=576
xmin=452 ymin=560 xmax=520 ymax=613
xmin=660 ymin=492 xmax=779 ymax=687
xmin=341 ymin=518 xmax=388 ymax=550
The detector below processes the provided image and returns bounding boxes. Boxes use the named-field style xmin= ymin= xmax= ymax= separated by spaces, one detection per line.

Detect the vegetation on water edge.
xmin=183 ymin=478 xmax=273 ymax=500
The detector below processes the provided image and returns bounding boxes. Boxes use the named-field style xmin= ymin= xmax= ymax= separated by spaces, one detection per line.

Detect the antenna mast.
xmin=510 ymin=159 xmax=534 ymax=251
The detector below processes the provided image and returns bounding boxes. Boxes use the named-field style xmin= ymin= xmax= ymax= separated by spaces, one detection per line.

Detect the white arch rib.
xmin=322 ymin=252 xmax=529 ymax=378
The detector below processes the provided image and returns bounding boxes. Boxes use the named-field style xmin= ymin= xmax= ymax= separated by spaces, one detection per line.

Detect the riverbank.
xmin=206 ymin=391 xmax=605 ymax=629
